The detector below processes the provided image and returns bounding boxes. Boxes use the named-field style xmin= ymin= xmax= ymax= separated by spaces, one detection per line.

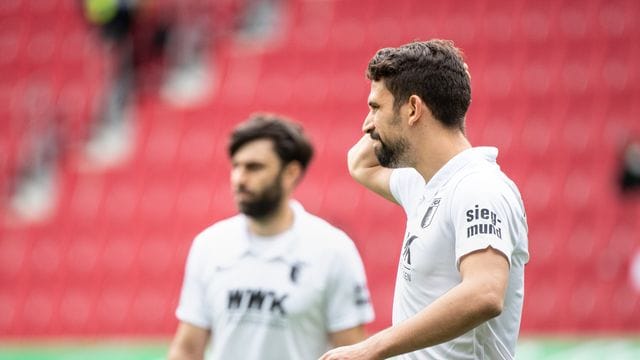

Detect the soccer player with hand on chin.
xmin=320 ymin=40 xmax=529 ymax=360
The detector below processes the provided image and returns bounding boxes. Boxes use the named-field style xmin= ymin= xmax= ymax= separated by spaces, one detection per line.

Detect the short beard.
xmin=370 ymin=109 xmax=410 ymax=168
xmin=374 ymin=136 xmax=410 ymax=168
xmin=237 ymin=171 xmax=284 ymax=219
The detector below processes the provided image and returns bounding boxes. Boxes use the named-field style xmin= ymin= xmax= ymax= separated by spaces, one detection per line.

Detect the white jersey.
xmin=389 ymin=147 xmax=529 ymax=360
xmin=176 ymin=201 xmax=374 ymax=360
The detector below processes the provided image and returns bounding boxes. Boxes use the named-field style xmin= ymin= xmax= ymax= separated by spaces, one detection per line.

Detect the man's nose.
xmin=362 ymin=113 xmax=374 ymax=133
xmin=231 ymin=168 xmax=246 ymax=186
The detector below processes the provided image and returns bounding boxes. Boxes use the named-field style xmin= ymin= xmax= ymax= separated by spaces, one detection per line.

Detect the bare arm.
xmin=347 ymin=135 xmax=396 ymax=204
xmin=320 ymin=247 xmax=509 ymax=360
xmin=329 ymin=325 xmax=368 ymax=347
xmin=167 ymin=322 xmax=211 ymax=360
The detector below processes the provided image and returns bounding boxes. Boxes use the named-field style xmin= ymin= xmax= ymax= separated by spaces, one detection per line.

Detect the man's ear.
xmin=407 ymin=95 xmax=424 ymax=126
xmin=283 ymin=161 xmax=303 ymax=188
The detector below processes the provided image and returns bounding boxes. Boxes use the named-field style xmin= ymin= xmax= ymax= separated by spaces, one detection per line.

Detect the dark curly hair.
xmin=366 ymin=40 xmax=471 ymax=131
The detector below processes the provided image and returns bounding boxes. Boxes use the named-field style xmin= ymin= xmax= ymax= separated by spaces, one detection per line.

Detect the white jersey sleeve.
xmin=175 ymin=234 xmax=212 ymax=329
xmin=451 ymin=171 xmax=521 ymax=268
xmin=389 ymin=168 xmax=426 ymax=214
xmin=324 ymin=234 xmax=375 ymax=332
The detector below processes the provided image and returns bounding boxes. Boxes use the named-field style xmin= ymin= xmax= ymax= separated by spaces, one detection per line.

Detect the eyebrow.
xmin=232 ymin=159 xmax=265 ymax=167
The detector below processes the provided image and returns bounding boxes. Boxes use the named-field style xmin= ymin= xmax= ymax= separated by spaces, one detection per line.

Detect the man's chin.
xmin=375 ymin=150 xmax=398 ymax=168
xmin=237 ymin=201 xmax=255 ymax=212
xmin=236 ymin=201 xmax=251 ymax=214
xmin=380 ymin=162 xmax=400 ymax=169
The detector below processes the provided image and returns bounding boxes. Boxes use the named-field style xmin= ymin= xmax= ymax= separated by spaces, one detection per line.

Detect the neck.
xmin=247 ymin=199 xmax=294 ymax=236
xmin=413 ymin=127 xmax=471 ymax=183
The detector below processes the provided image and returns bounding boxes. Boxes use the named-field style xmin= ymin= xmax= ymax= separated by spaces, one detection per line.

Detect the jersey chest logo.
xmin=421 ymin=198 xmax=441 ymax=228
xmin=401 ymin=233 xmax=418 ymax=282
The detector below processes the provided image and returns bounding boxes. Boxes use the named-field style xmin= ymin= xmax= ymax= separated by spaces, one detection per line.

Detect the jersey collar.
xmin=425 ymin=146 xmax=498 ymax=192
xmin=236 ymin=200 xmax=306 ymax=262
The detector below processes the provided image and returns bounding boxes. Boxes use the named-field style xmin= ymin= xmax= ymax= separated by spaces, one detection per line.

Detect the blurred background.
xmin=1 ymin=0 xmax=640 ymax=358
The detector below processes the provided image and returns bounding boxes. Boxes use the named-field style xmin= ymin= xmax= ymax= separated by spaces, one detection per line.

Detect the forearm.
xmin=347 ymin=140 xmax=380 ymax=183
xmin=347 ymin=135 xmax=395 ymax=202
xmin=167 ymin=323 xmax=210 ymax=360
xmin=330 ymin=325 xmax=368 ymax=347
xmin=367 ymin=281 xmax=503 ymax=358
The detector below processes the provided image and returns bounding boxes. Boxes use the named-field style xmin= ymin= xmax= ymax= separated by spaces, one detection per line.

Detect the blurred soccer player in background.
xmin=168 ymin=114 xmax=374 ymax=360
xmin=321 ymin=40 xmax=529 ymax=360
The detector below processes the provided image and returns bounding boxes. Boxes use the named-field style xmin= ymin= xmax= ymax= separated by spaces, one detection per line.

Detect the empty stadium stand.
xmin=1 ymin=0 xmax=639 ymax=337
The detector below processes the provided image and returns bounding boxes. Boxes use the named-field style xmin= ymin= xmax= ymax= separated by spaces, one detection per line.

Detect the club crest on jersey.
xmin=421 ymin=198 xmax=441 ymax=228
xmin=289 ymin=261 xmax=306 ymax=284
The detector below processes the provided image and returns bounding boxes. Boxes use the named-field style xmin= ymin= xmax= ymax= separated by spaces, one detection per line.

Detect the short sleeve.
xmin=390 ymin=168 xmax=426 ymax=215
xmin=324 ymin=235 xmax=375 ymax=332
xmin=175 ymin=235 xmax=212 ymax=329
xmin=452 ymin=173 xmax=517 ymax=268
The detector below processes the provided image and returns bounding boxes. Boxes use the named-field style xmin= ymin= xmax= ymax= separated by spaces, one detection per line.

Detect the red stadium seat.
xmin=58 ymin=287 xmax=93 ymax=333
xmin=21 ymin=287 xmax=57 ymax=334
xmin=93 ymin=286 xmax=131 ymax=332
